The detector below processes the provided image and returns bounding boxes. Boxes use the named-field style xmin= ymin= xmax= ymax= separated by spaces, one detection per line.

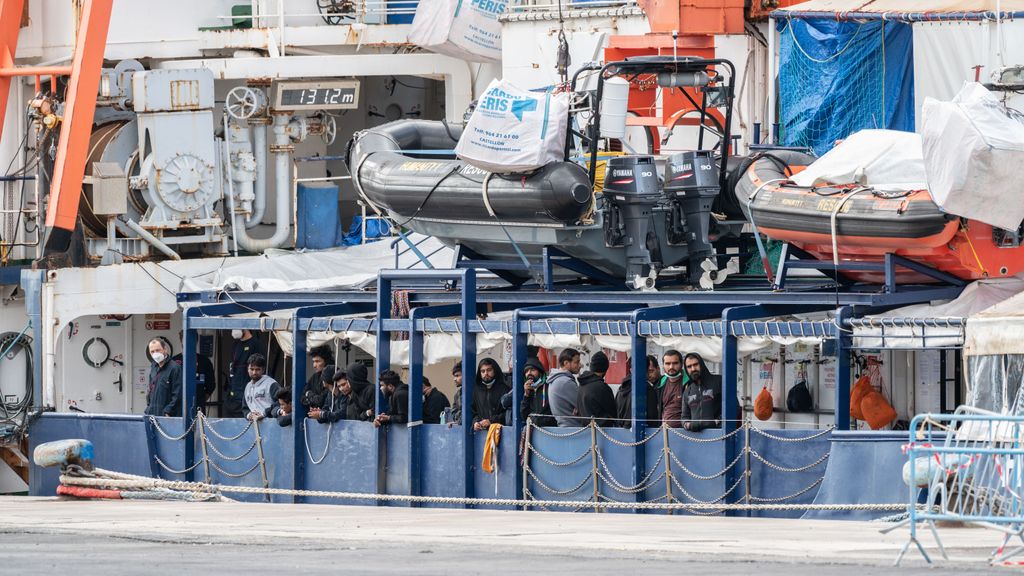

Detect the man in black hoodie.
xmin=616 ymin=355 xmax=662 ymax=428
xmin=575 ymin=351 xmax=618 ymax=427
xmin=345 ymin=361 xmax=375 ymax=422
xmin=422 ymin=376 xmax=451 ymax=424
xmin=374 ymin=369 xmax=409 ymax=428
xmin=471 ymin=358 xmax=510 ymax=431
xmin=521 ymin=357 xmax=556 ymax=427
xmin=680 ymin=352 xmax=725 ymax=432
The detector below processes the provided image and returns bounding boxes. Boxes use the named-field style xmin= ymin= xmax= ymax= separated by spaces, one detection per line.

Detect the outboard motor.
xmin=664 ymin=150 xmax=718 ymax=283
xmin=602 ymin=156 xmax=661 ymax=289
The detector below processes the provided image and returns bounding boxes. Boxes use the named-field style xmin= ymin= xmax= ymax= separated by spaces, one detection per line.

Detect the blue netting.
xmin=777 ymin=18 xmax=915 ymax=156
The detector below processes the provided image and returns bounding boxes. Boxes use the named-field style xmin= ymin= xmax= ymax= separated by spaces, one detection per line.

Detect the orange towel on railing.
xmin=482 ymin=423 xmax=502 ymax=474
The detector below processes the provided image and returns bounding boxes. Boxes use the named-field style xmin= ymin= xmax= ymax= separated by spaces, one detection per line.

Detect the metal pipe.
xmin=0 ymin=66 xmax=73 ymax=77
xmin=232 ymin=114 xmax=292 ymax=252
xmin=121 ymin=218 xmax=182 ymax=260
xmin=246 ymin=121 xmax=268 ymax=229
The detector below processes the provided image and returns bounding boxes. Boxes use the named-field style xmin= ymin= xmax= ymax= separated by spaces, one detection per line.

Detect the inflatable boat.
xmin=348 ymin=120 xmax=743 ymax=287
xmin=735 ymin=151 xmax=1024 ymax=283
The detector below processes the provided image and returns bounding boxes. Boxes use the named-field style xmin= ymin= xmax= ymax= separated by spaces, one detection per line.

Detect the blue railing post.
xmin=459 ymin=270 xmax=477 ymax=504
xmin=375 ymin=275 xmax=393 ymax=500
xmin=511 ymin=309 xmax=528 ymax=502
xmin=631 ymin=304 xmax=688 ymax=510
xmin=182 ymin=308 xmax=200 ymax=482
xmin=292 ymin=309 xmax=308 ymax=502
xmin=721 ymin=304 xmax=771 ymax=517
xmin=408 ymin=307 xmax=427 ymax=505
xmin=835 ymin=306 xmax=854 ymax=430
xmin=407 ymin=303 xmax=463 ymax=505
xmin=376 ymin=269 xmax=477 ymax=505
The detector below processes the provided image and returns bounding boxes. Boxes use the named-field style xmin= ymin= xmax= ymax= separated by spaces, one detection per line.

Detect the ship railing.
xmin=523 ymin=416 xmax=832 ymax=514
xmin=897 ymin=408 xmax=1024 ymax=566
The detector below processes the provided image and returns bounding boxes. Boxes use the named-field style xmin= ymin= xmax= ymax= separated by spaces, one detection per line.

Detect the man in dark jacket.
xmin=374 ymin=370 xmax=409 ymax=427
xmin=145 ymin=337 xmax=182 ymax=417
xmin=471 ymin=358 xmax=510 ymax=431
xmin=226 ymin=329 xmax=263 ymax=418
xmin=267 ymin=387 xmax=293 ymax=427
xmin=521 ymin=357 xmax=556 ymax=427
xmin=310 ymin=365 xmax=348 ymax=424
xmin=616 ymin=355 xmax=662 ymax=428
xmin=345 ymin=361 xmax=375 ymax=422
xmin=172 ymin=331 xmax=216 ymax=403
xmin=575 ymin=351 xmax=618 ymax=427
xmin=680 ymin=352 xmax=725 ymax=432
xmin=422 ymin=376 xmax=451 ymax=424
xmin=450 ymin=362 xmax=463 ymax=425
xmin=301 ymin=344 xmax=334 ymax=409
xmin=659 ymin=350 xmax=686 ymax=428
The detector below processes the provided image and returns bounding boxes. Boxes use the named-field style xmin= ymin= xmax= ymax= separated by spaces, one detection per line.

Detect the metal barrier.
xmin=897 ymin=409 xmax=1024 ymax=565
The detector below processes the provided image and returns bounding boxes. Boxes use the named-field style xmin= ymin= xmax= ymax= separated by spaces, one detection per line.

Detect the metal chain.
xmin=748 ymin=476 xmax=824 ymax=503
xmin=668 ymin=449 xmax=744 ymax=481
xmin=528 ymin=444 xmax=592 ymax=468
xmin=200 ymin=414 xmax=254 ymax=442
xmin=667 ymin=426 xmax=744 ymax=443
xmin=748 ymin=449 xmax=829 ymax=473
xmin=595 ymin=449 xmax=666 ymax=494
xmin=525 ymin=466 xmax=593 ymax=496
xmin=60 ymin=471 xmax=911 ymax=511
xmin=529 ymin=424 xmax=591 ymax=439
xmin=670 ymin=472 xmax=746 ymax=505
xmin=148 ymin=416 xmax=197 ymax=442
xmin=598 ymin=493 xmax=670 ymax=505
xmin=153 ymin=454 xmax=204 ymax=475
xmin=207 ymin=457 xmax=262 ymax=479
xmin=751 ymin=426 xmax=834 ymax=443
xmin=596 ymin=470 xmax=667 ymax=495
xmin=596 ymin=425 xmax=661 ymax=447
xmin=203 ymin=435 xmax=260 ymax=463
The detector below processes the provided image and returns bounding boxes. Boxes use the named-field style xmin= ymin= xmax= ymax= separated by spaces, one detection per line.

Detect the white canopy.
xmin=854 ymin=275 xmax=1024 ymax=349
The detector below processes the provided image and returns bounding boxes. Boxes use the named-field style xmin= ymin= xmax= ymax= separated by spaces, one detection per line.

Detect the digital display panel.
xmin=273 ymin=80 xmax=360 ymax=111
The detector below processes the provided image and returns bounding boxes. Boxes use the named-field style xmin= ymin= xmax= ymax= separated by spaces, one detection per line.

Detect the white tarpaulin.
xmin=180 ymin=234 xmax=453 ymax=293
xmin=855 ymin=275 xmax=1024 ymax=349
xmin=921 ymin=83 xmax=1024 ymax=230
xmin=790 ymin=129 xmax=927 ymax=190
xmin=966 ymin=284 xmax=1024 ymax=356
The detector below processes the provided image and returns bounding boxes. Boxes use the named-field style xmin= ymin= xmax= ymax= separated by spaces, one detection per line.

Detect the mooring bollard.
xmin=33 ymin=439 xmax=95 ymax=470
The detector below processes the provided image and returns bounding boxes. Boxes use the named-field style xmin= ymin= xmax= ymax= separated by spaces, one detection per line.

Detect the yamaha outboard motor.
xmin=602 ymin=156 xmax=661 ymax=289
xmin=664 ymin=150 xmax=718 ymax=283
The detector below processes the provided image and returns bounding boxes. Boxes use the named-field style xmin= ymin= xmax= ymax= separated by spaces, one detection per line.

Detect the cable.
xmin=391 ymin=165 xmax=460 ymax=228
xmin=0 ymin=326 xmax=34 ymax=438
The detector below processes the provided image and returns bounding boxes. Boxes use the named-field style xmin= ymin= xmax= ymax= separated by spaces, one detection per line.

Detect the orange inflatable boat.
xmin=734 ymin=151 xmax=1024 ymax=284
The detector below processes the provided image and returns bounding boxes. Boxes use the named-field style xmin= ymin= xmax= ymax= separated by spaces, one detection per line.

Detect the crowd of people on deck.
xmin=145 ymin=332 xmax=726 ymax=430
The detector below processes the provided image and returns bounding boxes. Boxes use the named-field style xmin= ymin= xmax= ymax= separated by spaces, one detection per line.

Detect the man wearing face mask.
xmin=471 ymin=358 xmax=510 ymax=432
xmin=145 ymin=337 xmax=182 ymax=417
xmin=680 ymin=352 xmax=725 ymax=432
xmin=226 ymin=329 xmax=263 ymax=418
xmin=659 ymin=350 xmax=686 ymax=428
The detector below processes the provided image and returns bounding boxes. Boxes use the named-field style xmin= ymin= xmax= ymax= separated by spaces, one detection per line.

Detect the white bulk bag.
xmin=921 ymin=82 xmax=1024 ymax=231
xmin=455 ymin=79 xmax=569 ymax=173
xmin=409 ymin=0 xmax=507 ymax=63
